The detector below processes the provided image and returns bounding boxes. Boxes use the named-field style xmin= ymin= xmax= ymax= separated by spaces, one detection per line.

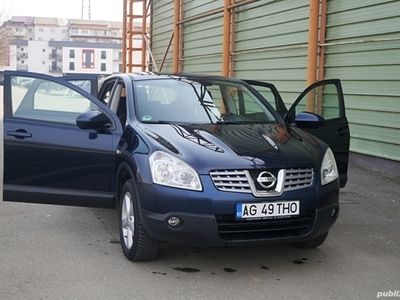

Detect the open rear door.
xmin=286 ymin=79 xmax=350 ymax=187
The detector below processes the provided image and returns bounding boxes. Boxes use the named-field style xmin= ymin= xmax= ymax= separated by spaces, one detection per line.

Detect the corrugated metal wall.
xmin=234 ymin=0 xmax=309 ymax=106
xmin=150 ymin=0 xmax=400 ymax=161
xmin=151 ymin=0 xmax=174 ymax=72
xmin=182 ymin=0 xmax=223 ymax=74
xmin=324 ymin=0 xmax=400 ymax=161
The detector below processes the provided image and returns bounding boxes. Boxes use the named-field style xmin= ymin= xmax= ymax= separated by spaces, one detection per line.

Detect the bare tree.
xmin=0 ymin=10 xmax=12 ymax=67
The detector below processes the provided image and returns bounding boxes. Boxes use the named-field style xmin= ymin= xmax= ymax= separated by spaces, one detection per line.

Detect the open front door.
xmin=286 ymin=79 xmax=350 ymax=187
xmin=3 ymin=71 xmax=122 ymax=207
xmin=61 ymin=74 xmax=99 ymax=97
xmin=244 ymin=80 xmax=288 ymax=117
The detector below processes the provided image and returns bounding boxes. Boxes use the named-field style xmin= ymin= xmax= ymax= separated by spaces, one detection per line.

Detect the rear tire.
xmin=290 ymin=232 xmax=328 ymax=249
xmin=119 ymin=180 xmax=160 ymax=261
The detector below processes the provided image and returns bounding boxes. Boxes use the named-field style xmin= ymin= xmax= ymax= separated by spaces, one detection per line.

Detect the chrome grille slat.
xmin=212 ymin=176 xmax=248 ymax=181
xmin=214 ymin=182 xmax=250 ymax=187
xmin=210 ymin=168 xmax=314 ymax=195
xmin=284 ymin=168 xmax=313 ymax=191
xmin=210 ymin=170 xmax=252 ymax=193
xmin=285 ymin=173 xmax=313 ymax=180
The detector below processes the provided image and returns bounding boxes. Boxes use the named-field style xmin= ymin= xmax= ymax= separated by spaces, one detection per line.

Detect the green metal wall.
xmin=150 ymin=0 xmax=400 ymax=161
xmin=181 ymin=0 xmax=223 ymax=74
xmin=151 ymin=0 xmax=174 ymax=72
xmin=325 ymin=0 xmax=400 ymax=161
xmin=234 ymin=0 xmax=309 ymax=106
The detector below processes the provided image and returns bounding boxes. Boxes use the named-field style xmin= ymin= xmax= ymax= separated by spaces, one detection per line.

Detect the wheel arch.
xmin=115 ymin=161 xmax=137 ymax=208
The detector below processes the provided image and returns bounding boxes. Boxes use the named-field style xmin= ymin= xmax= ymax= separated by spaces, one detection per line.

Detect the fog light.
xmin=331 ymin=208 xmax=337 ymax=218
xmin=168 ymin=216 xmax=181 ymax=227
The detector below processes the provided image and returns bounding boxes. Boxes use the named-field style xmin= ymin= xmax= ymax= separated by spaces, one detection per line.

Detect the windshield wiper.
xmin=186 ymin=81 xmax=223 ymax=124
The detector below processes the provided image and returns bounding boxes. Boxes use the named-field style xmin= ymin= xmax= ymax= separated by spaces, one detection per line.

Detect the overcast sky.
xmin=1 ymin=0 xmax=123 ymax=23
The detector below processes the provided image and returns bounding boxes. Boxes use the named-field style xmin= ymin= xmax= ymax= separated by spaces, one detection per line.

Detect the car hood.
xmin=139 ymin=123 xmax=325 ymax=174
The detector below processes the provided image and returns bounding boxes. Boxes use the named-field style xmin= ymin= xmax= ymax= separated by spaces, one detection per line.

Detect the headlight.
xmin=149 ymin=151 xmax=202 ymax=191
xmin=321 ymin=148 xmax=339 ymax=186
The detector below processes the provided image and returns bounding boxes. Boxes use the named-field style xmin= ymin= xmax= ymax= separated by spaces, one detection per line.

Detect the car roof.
xmin=124 ymin=72 xmax=245 ymax=84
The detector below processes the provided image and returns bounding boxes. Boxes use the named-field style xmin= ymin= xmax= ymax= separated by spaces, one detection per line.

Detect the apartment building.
xmin=0 ymin=16 xmax=132 ymax=75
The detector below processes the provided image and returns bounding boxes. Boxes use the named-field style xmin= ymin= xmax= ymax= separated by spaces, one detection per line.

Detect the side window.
xmin=68 ymin=79 xmax=92 ymax=94
xmin=226 ymin=86 xmax=274 ymax=121
xmin=11 ymin=76 xmax=98 ymax=125
xmin=206 ymin=86 xmax=224 ymax=111
xmin=99 ymin=80 xmax=116 ymax=105
xmin=251 ymin=86 xmax=276 ymax=110
xmin=246 ymin=81 xmax=288 ymax=116
xmin=293 ymin=83 xmax=340 ymax=120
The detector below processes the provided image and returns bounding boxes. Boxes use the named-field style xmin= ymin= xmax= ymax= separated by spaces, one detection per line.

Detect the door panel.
xmin=286 ymin=79 xmax=350 ymax=187
xmin=3 ymin=71 xmax=122 ymax=207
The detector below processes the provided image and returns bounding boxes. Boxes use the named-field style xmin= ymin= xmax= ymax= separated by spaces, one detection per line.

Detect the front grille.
xmin=215 ymin=210 xmax=314 ymax=241
xmin=284 ymin=168 xmax=314 ymax=191
xmin=210 ymin=168 xmax=314 ymax=196
xmin=209 ymin=170 xmax=251 ymax=193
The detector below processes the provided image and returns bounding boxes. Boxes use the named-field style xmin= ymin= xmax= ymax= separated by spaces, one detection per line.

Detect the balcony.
xmin=49 ymin=53 xmax=62 ymax=60
xmin=17 ymin=53 xmax=29 ymax=60
xmin=49 ymin=66 xmax=62 ymax=73
xmin=13 ymin=29 xmax=26 ymax=37
xmin=17 ymin=64 xmax=28 ymax=71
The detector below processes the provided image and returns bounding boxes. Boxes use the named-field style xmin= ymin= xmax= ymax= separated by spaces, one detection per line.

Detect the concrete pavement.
xmin=0 ymin=163 xmax=399 ymax=300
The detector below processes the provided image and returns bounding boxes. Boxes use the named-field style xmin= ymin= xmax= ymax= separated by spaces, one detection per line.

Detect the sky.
xmin=1 ymin=0 xmax=123 ymax=23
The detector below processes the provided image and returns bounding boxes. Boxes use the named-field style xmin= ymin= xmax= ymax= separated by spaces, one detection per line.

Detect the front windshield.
xmin=133 ymin=78 xmax=278 ymax=124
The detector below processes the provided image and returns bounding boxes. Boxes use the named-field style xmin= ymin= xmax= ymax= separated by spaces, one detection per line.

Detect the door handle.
xmin=336 ymin=127 xmax=347 ymax=137
xmin=7 ymin=130 xmax=32 ymax=139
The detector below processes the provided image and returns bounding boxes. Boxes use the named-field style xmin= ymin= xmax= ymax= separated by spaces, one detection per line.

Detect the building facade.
xmin=1 ymin=16 xmax=125 ymax=75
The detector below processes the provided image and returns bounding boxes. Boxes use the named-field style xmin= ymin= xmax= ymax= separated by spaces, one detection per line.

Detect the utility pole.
xmin=81 ymin=0 xmax=91 ymax=20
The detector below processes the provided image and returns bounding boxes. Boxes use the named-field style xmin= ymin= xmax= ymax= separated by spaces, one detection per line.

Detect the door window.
xmin=291 ymin=83 xmax=340 ymax=120
xmin=245 ymin=80 xmax=287 ymax=116
xmin=11 ymin=75 xmax=99 ymax=125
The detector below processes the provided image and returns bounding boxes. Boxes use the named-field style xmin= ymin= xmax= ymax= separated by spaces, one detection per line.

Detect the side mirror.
xmin=76 ymin=110 xmax=112 ymax=131
xmin=294 ymin=112 xmax=325 ymax=128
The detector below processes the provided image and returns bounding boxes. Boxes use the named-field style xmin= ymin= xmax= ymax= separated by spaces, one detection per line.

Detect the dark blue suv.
xmin=2 ymin=71 xmax=349 ymax=261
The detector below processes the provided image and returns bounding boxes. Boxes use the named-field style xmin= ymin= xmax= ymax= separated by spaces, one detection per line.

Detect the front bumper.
xmin=139 ymin=176 xmax=340 ymax=247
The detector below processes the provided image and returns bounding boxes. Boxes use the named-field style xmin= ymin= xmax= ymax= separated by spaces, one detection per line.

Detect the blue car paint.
xmin=2 ymin=71 xmax=349 ymax=246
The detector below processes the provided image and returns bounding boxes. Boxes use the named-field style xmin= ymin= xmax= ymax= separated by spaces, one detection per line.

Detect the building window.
xmin=101 ymin=51 xmax=106 ymax=59
xmin=42 ymin=61 xmax=46 ymax=65
xmin=50 ymin=28 xmax=55 ymax=33
xmin=101 ymin=63 xmax=106 ymax=72
xmin=82 ymin=49 xmax=95 ymax=69
xmin=42 ymin=49 xmax=46 ymax=52
xmin=39 ymin=28 xmax=44 ymax=32
xmin=119 ymin=63 xmax=122 ymax=72
xmin=69 ymin=49 xmax=75 ymax=58
xmin=21 ymin=60 xmax=25 ymax=64
xmin=69 ymin=62 xmax=75 ymax=71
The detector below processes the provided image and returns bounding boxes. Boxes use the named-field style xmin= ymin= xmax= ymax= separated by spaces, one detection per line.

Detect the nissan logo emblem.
xmin=256 ymin=171 xmax=276 ymax=189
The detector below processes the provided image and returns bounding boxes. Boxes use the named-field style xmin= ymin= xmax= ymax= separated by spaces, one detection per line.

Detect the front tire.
xmin=119 ymin=180 xmax=160 ymax=261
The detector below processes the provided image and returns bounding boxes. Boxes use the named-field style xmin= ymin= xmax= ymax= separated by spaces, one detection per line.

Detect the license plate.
xmin=236 ymin=201 xmax=300 ymax=220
